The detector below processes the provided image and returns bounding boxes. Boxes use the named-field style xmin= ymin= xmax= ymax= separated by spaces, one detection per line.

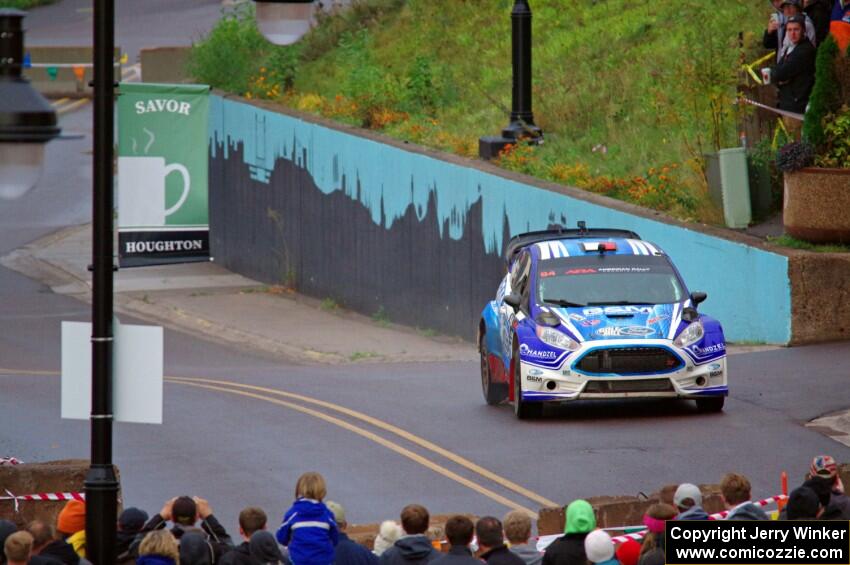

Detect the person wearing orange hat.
xmin=56 ymin=499 xmax=87 ymax=559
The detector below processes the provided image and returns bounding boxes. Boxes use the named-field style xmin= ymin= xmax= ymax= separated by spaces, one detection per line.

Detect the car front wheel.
xmin=513 ymin=348 xmax=543 ymax=420
xmin=695 ymin=396 xmax=725 ymax=413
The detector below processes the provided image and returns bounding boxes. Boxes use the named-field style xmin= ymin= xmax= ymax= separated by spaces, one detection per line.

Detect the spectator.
xmin=764 ymin=0 xmax=817 ymax=60
xmin=475 ymin=517 xmax=522 ymax=565
xmin=808 ymin=455 xmax=850 ymax=519
xmin=583 ymin=530 xmax=617 ymax=565
xmin=772 ymin=12 xmax=817 ymax=137
xmin=137 ymin=530 xmax=179 ymax=565
xmin=720 ymin=473 xmax=769 ymax=520
xmin=24 ymin=521 xmax=63 ymax=565
xmin=614 ymin=540 xmax=641 ymax=565
xmin=379 ymin=504 xmax=439 ymax=565
xmin=221 ymin=506 xmax=276 ymax=565
xmin=116 ymin=507 xmax=148 ymax=563
xmin=4 ymin=531 xmax=33 ymax=565
xmin=673 ymin=484 xmax=709 ymax=520
xmin=131 ymin=496 xmax=233 ymax=561
xmin=804 ymin=0 xmax=834 ymax=44
xmin=56 ymin=500 xmax=86 ymax=559
xmin=180 ymin=532 xmax=215 ymax=565
xmin=251 ymin=531 xmax=288 ymax=565
xmin=503 ymin=511 xmax=540 ymax=565
xmin=638 ymin=504 xmax=676 ymax=565
xmin=25 ymin=520 xmax=85 ymax=565
xmin=276 ymin=472 xmax=338 ymax=565
xmin=785 ymin=486 xmax=822 ymax=519
xmin=542 ymin=500 xmax=596 ymax=565
xmin=325 ymin=501 xmax=378 ymax=565
xmin=0 ymin=521 xmax=16 ymax=565
xmin=431 ymin=516 xmax=478 ymax=565
xmin=373 ymin=522 xmax=403 ymax=557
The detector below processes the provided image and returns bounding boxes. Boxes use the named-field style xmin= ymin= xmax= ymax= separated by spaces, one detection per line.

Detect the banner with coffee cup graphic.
xmin=117 ymin=83 xmax=210 ymax=267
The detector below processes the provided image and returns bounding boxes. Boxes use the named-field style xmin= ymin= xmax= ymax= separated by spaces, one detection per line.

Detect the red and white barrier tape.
xmin=536 ymin=494 xmax=788 ymax=552
xmin=739 ymin=97 xmax=805 ymax=121
xmin=1 ymin=490 xmax=85 ymax=513
xmin=0 ymin=457 xmax=22 ymax=465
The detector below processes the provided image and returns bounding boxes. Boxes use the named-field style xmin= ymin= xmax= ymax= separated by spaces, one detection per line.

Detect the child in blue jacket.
xmin=276 ymin=472 xmax=339 ymax=565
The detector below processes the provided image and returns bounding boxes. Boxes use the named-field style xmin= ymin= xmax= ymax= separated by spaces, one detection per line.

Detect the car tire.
xmin=696 ymin=396 xmax=725 ymax=413
xmin=480 ymin=333 xmax=507 ymax=405
xmin=513 ymin=348 xmax=543 ymax=420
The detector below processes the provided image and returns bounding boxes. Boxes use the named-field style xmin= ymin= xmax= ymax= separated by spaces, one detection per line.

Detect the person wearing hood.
xmin=638 ymin=504 xmax=677 ymax=565
xmin=673 ymin=484 xmax=709 ymax=521
xmin=137 ymin=530 xmax=179 ymax=565
xmin=251 ymin=531 xmax=288 ymax=564
xmin=431 ymin=516 xmax=479 ymax=565
xmin=179 ymin=532 xmax=214 ymax=565
xmin=378 ymin=504 xmax=439 ymax=565
xmin=277 ymin=473 xmax=338 ymax=565
xmin=117 ymin=508 xmax=149 ymax=563
xmin=475 ymin=516 xmax=523 ymax=565
xmin=584 ymin=530 xmax=619 ymax=565
xmin=614 ymin=540 xmax=640 ymax=565
xmin=503 ymin=511 xmax=541 ymax=565
xmin=372 ymin=522 xmax=403 ymax=558
xmin=542 ymin=499 xmax=596 ymax=565
xmin=721 ymin=473 xmax=769 ymax=521
xmin=764 ymin=0 xmax=817 ymax=60
xmin=324 ymin=501 xmax=377 ymax=565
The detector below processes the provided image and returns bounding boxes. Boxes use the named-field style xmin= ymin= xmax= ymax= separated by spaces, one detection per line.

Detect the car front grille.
xmin=576 ymin=347 xmax=683 ymax=375
xmin=583 ymin=378 xmax=675 ymax=393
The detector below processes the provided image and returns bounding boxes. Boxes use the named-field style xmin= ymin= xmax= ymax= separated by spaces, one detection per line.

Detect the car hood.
xmin=551 ymin=303 xmax=679 ymax=341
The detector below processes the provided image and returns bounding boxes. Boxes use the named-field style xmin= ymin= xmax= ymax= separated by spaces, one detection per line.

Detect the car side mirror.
xmin=690 ymin=291 xmax=707 ymax=306
xmin=503 ymin=292 xmax=521 ymax=310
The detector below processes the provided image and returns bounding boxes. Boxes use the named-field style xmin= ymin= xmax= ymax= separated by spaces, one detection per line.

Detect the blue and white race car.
xmin=478 ymin=226 xmax=728 ymax=419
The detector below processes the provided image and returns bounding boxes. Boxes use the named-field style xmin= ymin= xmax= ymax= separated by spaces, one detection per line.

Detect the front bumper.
xmin=518 ymin=340 xmax=728 ymax=402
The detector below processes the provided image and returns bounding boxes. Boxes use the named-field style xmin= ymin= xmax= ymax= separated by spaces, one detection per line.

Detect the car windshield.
xmin=537 ymin=255 xmax=685 ymax=306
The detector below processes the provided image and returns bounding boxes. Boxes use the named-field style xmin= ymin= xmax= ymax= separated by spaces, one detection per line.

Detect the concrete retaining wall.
xmin=208 ymin=94 xmax=793 ymax=343
xmin=0 ymin=460 xmax=121 ymax=528
xmin=789 ymin=252 xmax=850 ymax=344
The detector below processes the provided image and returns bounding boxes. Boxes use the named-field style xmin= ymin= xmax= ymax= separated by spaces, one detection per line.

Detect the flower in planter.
xmin=776 ymin=140 xmax=815 ymax=172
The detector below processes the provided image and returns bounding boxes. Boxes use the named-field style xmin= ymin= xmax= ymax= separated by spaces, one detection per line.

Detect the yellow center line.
xmin=172 ymin=380 xmax=539 ymax=517
xmin=0 ymin=368 xmax=556 ymax=512
xmin=166 ymin=376 xmax=559 ymax=508
xmin=51 ymin=98 xmax=70 ymax=108
xmin=57 ymin=99 xmax=90 ymax=116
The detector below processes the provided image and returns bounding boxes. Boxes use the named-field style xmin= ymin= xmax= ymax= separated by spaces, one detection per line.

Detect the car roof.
xmin=504 ymin=228 xmax=641 ymax=264
xmin=530 ymin=237 xmax=666 ymax=260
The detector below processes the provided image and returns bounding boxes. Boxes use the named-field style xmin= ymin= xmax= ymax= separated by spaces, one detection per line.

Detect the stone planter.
xmin=784 ymin=167 xmax=850 ymax=243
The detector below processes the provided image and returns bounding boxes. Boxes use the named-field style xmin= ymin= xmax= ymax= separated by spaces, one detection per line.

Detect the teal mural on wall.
xmin=209 ymin=96 xmax=792 ymax=344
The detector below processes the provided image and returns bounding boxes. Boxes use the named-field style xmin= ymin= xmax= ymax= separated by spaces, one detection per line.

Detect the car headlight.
xmin=536 ymin=326 xmax=580 ymax=351
xmin=674 ymin=321 xmax=704 ymax=347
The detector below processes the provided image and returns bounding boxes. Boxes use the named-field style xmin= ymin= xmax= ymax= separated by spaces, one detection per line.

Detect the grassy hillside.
xmin=190 ymin=0 xmax=770 ymax=222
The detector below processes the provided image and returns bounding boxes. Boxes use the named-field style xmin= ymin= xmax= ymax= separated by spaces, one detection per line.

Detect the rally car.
xmin=478 ymin=225 xmax=727 ymax=419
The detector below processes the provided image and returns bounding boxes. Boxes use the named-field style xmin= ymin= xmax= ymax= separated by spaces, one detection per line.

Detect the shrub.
xmin=815 ymin=105 xmax=850 ymax=168
xmin=803 ymin=36 xmax=840 ymax=146
xmin=187 ymin=5 xmax=270 ymax=94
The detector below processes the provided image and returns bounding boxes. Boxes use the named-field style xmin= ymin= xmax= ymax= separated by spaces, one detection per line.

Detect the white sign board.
xmin=61 ymin=320 xmax=163 ymax=424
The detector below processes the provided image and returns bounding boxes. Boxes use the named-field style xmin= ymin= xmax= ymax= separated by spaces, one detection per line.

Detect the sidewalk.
xmin=1 ymin=224 xmax=478 ymax=364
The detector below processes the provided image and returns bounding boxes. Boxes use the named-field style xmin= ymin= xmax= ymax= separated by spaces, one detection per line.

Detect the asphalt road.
xmin=23 ymin=0 xmax=224 ymax=62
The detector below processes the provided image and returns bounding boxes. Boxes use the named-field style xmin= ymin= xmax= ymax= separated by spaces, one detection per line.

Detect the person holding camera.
xmin=764 ymin=0 xmax=817 ymax=60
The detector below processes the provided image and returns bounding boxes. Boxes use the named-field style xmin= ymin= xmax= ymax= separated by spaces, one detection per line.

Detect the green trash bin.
xmin=705 ymin=147 xmax=752 ymax=229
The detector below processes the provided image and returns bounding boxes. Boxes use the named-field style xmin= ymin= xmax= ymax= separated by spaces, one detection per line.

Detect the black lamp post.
xmin=479 ymin=0 xmax=543 ymax=160
xmin=0 ymin=6 xmax=118 ymax=563
xmin=0 ymin=9 xmax=60 ymax=199
xmin=86 ymin=0 xmax=120 ymax=562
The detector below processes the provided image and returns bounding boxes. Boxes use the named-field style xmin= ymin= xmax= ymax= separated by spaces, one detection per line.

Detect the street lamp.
xmin=479 ymin=0 xmax=543 ymax=160
xmin=252 ymin=0 xmax=315 ymax=45
xmin=0 ymin=9 xmax=60 ymax=199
